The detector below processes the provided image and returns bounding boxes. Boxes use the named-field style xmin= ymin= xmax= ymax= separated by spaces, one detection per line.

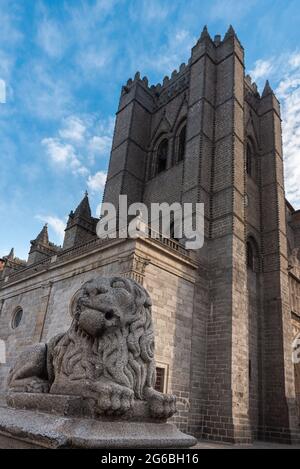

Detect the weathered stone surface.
xmin=3 ymin=276 xmax=197 ymax=448
xmin=0 ymin=407 xmax=197 ymax=449
xmin=7 ymin=277 xmax=177 ymax=421
xmin=6 ymin=392 xmax=172 ymax=422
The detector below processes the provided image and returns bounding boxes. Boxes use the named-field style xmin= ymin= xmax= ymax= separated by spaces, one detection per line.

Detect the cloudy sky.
xmin=1 ymin=0 xmax=300 ymax=259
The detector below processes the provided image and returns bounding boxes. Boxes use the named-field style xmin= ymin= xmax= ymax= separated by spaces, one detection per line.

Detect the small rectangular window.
xmin=155 ymin=367 xmax=166 ymax=393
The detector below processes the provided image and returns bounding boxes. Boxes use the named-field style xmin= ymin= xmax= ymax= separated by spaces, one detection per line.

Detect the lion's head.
xmin=71 ymin=276 xmax=152 ymax=338
xmin=66 ymin=276 xmax=156 ymax=399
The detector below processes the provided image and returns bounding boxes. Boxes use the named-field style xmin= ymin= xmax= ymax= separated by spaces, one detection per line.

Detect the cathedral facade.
xmin=1 ymin=26 xmax=300 ymax=444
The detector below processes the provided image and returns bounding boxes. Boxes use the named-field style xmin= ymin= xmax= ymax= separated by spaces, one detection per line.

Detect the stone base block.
xmin=0 ymin=406 xmax=197 ymax=449
xmin=7 ymin=392 xmax=154 ymax=421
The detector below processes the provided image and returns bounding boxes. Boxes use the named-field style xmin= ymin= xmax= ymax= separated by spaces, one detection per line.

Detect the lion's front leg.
xmin=85 ymin=379 xmax=134 ymax=416
xmin=144 ymin=387 xmax=176 ymax=420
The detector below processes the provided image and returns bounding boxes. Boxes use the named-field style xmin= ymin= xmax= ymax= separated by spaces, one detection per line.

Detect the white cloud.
xmin=42 ymin=113 xmax=114 ymax=177
xmin=59 ymin=116 xmax=86 ymax=142
xmin=97 ymin=115 xmax=115 ymax=136
xmin=0 ymin=2 xmax=23 ymax=47
xmin=289 ymin=53 xmax=300 ymax=69
xmin=37 ymin=19 xmax=67 ymax=59
xmin=89 ymin=135 xmax=112 ymax=155
xmin=96 ymin=202 xmax=102 ymax=218
xmin=20 ymin=62 xmax=73 ymax=121
xmin=130 ymin=0 xmax=173 ymax=22
xmin=0 ymin=50 xmax=15 ymax=81
xmin=142 ymin=29 xmax=196 ymax=75
xmin=0 ymin=79 xmax=6 ymax=103
xmin=249 ymin=50 xmax=300 ymax=207
xmin=249 ymin=59 xmax=273 ymax=82
xmin=87 ymin=171 xmax=107 ymax=192
xmin=277 ymin=77 xmax=300 ymax=206
xmin=42 ymin=137 xmax=88 ymax=176
xmin=209 ymin=0 xmax=258 ymax=22
xmin=76 ymin=47 xmax=111 ymax=73
xmin=36 ymin=215 xmax=66 ymax=244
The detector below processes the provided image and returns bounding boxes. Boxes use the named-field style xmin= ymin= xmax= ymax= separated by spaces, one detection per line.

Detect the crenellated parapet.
xmin=122 ymin=63 xmax=190 ymax=111
xmin=122 ymin=25 xmax=246 ymax=112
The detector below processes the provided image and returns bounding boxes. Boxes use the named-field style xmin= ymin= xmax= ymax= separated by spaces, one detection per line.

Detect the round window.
xmin=12 ymin=307 xmax=23 ymax=329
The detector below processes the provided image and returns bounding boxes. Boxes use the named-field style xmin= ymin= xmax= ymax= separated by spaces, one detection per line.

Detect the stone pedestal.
xmin=0 ymin=393 xmax=197 ymax=449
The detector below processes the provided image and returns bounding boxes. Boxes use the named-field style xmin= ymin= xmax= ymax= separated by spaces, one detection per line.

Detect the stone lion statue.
xmin=7 ymin=276 xmax=176 ymax=419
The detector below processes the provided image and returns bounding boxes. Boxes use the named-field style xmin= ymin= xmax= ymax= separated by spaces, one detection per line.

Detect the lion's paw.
xmin=148 ymin=391 xmax=176 ymax=419
xmin=26 ymin=378 xmax=50 ymax=393
xmin=96 ymin=385 xmax=134 ymax=416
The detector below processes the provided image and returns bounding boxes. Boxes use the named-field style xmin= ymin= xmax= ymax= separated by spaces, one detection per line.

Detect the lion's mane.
xmin=49 ymin=277 xmax=156 ymax=400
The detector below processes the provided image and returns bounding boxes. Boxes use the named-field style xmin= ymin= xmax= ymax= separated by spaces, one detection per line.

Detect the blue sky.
xmin=1 ymin=0 xmax=300 ymax=259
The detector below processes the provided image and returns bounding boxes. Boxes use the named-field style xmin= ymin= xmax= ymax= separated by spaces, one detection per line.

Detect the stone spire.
xmin=224 ymin=24 xmax=236 ymax=40
xmin=0 ymin=248 xmax=14 ymax=275
xmin=262 ymin=79 xmax=273 ymax=97
xmin=63 ymin=192 xmax=97 ymax=250
xmin=6 ymin=248 xmax=14 ymax=260
xmin=73 ymin=191 xmax=91 ymax=219
xmin=33 ymin=224 xmax=49 ymax=246
xmin=223 ymin=24 xmax=243 ymax=47
xmin=199 ymin=25 xmax=211 ymax=41
xmin=1 ymin=247 xmax=27 ymax=276
xmin=28 ymin=223 xmax=59 ymax=265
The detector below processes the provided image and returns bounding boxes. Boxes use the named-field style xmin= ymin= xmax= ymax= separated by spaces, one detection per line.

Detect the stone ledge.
xmin=7 ymin=392 xmax=163 ymax=422
xmin=0 ymin=407 xmax=197 ymax=449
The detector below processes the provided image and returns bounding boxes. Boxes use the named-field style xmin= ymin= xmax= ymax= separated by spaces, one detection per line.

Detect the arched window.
xmin=246 ymin=142 xmax=252 ymax=176
xmin=246 ymin=139 xmax=257 ymax=180
xmin=11 ymin=307 xmax=23 ymax=329
xmin=177 ymin=125 xmax=186 ymax=162
xmin=156 ymin=139 xmax=168 ymax=174
xmin=247 ymin=237 xmax=259 ymax=272
xmin=247 ymin=242 xmax=254 ymax=270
